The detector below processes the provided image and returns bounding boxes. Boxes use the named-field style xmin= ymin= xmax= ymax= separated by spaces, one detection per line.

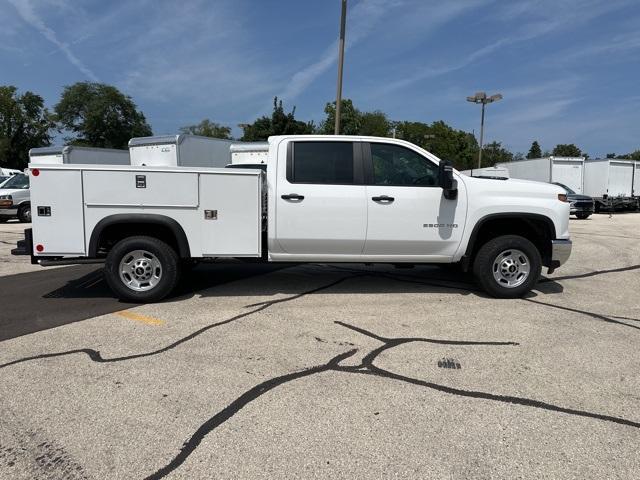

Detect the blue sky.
xmin=2 ymin=0 xmax=639 ymax=157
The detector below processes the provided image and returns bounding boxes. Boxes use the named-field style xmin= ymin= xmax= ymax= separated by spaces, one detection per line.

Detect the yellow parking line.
xmin=115 ymin=310 xmax=165 ymax=326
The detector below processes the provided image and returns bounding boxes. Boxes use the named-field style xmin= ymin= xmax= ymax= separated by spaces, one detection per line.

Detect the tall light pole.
xmin=334 ymin=0 xmax=347 ymax=135
xmin=466 ymin=91 xmax=502 ymax=169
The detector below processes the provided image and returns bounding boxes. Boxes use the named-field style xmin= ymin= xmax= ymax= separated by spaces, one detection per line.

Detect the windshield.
xmin=553 ymin=182 xmax=575 ymax=194
xmin=1 ymin=174 xmax=29 ymax=189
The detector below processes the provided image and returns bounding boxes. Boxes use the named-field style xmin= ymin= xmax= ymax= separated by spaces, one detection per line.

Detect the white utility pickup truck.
xmin=12 ymin=135 xmax=572 ymax=301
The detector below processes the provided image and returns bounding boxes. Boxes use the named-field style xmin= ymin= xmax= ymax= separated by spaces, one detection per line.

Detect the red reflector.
xmin=36 ymin=244 xmax=44 ymax=252
xmin=32 ymin=168 xmax=40 ymax=177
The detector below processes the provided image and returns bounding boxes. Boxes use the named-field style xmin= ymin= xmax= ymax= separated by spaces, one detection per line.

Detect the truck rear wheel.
xmin=104 ymin=236 xmax=180 ymax=303
xmin=473 ymin=235 xmax=541 ymax=298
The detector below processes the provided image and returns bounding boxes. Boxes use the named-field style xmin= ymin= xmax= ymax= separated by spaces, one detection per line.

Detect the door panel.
xmin=365 ymin=185 xmax=466 ymax=257
xmin=275 ymin=141 xmax=367 ymax=255
xmin=362 ymin=142 xmax=466 ymax=259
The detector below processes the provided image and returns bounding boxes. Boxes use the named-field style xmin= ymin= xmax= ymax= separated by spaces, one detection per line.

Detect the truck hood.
xmin=0 ymin=188 xmax=24 ymax=196
xmin=460 ymin=175 xmax=564 ymax=195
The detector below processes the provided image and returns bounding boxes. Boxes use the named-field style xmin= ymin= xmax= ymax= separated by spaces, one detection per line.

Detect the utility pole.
xmin=466 ymin=92 xmax=502 ymax=169
xmin=334 ymin=0 xmax=347 ymax=135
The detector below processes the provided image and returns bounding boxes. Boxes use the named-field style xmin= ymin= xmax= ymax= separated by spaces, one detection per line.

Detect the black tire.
xmin=473 ymin=235 xmax=542 ymax=299
xmin=104 ymin=236 xmax=180 ymax=303
xmin=17 ymin=204 xmax=31 ymax=223
xmin=575 ymin=213 xmax=591 ymax=220
xmin=0 ymin=217 xmax=8 ymax=223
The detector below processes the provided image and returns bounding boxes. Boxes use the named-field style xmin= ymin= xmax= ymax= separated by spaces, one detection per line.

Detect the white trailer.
xmin=460 ymin=166 xmax=510 ymax=179
xmin=583 ymin=158 xmax=637 ymax=210
xmin=128 ymin=135 xmax=234 ymax=168
xmin=229 ymin=142 xmax=269 ymax=165
xmin=634 ymin=161 xmax=640 ymax=197
xmin=29 ymin=146 xmax=130 ymax=165
xmin=497 ymin=157 xmax=585 ymax=193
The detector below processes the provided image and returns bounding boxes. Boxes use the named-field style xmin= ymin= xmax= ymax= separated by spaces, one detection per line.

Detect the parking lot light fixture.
xmin=467 ymin=91 xmax=502 ymax=169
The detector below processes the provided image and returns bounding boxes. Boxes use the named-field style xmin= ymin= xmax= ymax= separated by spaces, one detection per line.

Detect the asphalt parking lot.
xmin=0 ymin=215 xmax=639 ymax=479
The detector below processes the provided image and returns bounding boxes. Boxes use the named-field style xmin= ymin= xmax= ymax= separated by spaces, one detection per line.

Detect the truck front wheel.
xmin=104 ymin=236 xmax=180 ymax=303
xmin=473 ymin=235 xmax=541 ymax=298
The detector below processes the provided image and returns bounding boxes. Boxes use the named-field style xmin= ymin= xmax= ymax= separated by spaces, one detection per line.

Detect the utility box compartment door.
xmin=31 ymin=169 xmax=85 ymax=255
xmin=552 ymin=160 xmax=583 ymax=193
xmin=200 ymin=173 xmax=261 ymax=256
xmin=83 ymin=170 xmax=198 ymax=207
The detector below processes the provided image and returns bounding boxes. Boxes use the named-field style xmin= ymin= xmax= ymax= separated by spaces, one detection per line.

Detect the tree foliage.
xmin=481 ymin=141 xmax=514 ymax=166
xmin=552 ymin=143 xmax=582 ymax=157
xmin=527 ymin=140 xmax=542 ymax=159
xmin=618 ymin=150 xmax=640 ymax=160
xmin=241 ymin=97 xmax=314 ymax=141
xmin=394 ymin=120 xmax=479 ymax=170
xmin=180 ymin=119 xmax=231 ymax=139
xmin=319 ymin=99 xmax=361 ymax=135
xmin=0 ymin=86 xmax=54 ymax=169
xmin=54 ymin=82 xmax=152 ymax=149
xmin=359 ymin=110 xmax=391 ymax=137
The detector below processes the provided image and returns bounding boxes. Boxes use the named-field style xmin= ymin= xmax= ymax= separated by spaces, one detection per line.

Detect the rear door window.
xmin=289 ymin=142 xmax=355 ymax=184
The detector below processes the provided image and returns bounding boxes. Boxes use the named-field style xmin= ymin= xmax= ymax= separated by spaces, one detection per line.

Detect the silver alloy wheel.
xmin=118 ymin=250 xmax=162 ymax=292
xmin=492 ymin=249 xmax=530 ymax=288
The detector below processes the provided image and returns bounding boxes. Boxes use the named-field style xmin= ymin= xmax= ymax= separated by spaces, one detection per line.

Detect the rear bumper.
xmin=551 ymin=239 xmax=572 ymax=267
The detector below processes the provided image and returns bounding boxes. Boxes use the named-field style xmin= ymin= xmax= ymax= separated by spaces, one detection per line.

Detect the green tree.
xmin=180 ymin=119 xmax=231 ymax=139
xmin=394 ymin=120 xmax=479 ymax=170
xmin=527 ymin=140 xmax=542 ymax=159
xmin=0 ymin=86 xmax=54 ymax=169
xmin=393 ymin=121 xmax=431 ymax=146
xmin=481 ymin=141 xmax=514 ymax=166
xmin=241 ymin=97 xmax=314 ymax=141
xmin=619 ymin=150 xmax=640 ymax=160
xmin=319 ymin=98 xmax=361 ymax=135
xmin=606 ymin=153 xmax=616 ymax=158
xmin=358 ymin=110 xmax=391 ymax=137
xmin=552 ymin=143 xmax=582 ymax=157
xmin=54 ymin=82 xmax=152 ymax=149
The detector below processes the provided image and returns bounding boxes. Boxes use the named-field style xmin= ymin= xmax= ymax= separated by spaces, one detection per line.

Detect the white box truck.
xmin=583 ymin=158 xmax=637 ymax=211
xmin=634 ymin=161 xmax=640 ymax=197
xmin=29 ymin=146 xmax=130 ymax=165
xmin=13 ymin=135 xmax=572 ymax=301
xmin=497 ymin=157 xmax=585 ymax=194
xmin=460 ymin=166 xmax=510 ymax=179
xmin=128 ymin=134 xmax=234 ymax=168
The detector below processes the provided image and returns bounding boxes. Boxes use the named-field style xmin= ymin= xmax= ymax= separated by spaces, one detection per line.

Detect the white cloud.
xmin=7 ymin=0 xmax=99 ymax=81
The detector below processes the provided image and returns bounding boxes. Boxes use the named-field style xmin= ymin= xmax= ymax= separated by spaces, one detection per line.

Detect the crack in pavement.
xmin=143 ymin=321 xmax=639 ymax=479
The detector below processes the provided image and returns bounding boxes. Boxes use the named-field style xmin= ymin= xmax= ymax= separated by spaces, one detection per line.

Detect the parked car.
xmin=552 ymin=182 xmax=594 ymax=219
xmin=0 ymin=173 xmax=31 ymax=223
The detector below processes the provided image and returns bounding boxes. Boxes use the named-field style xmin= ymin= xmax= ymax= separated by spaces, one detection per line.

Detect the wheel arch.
xmin=462 ymin=213 xmax=556 ymax=270
xmin=88 ymin=214 xmax=191 ymax=258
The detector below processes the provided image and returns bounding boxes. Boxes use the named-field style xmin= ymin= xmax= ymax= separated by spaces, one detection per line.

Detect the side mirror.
xmin=438 ymin=161 xmax=458 ymax=200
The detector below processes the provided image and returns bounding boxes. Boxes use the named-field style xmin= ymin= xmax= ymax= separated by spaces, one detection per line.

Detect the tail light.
xmin=36 ymin=244 xmax=44 ymax=252
xmin=31 ymin=168 xmax=40 ymax=176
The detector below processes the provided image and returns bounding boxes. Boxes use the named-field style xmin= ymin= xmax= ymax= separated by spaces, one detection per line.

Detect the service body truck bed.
xmin=15 ymin=135 xmax=572 ymax=301
xmin=29 ymin=164 xmax=262 ymax=258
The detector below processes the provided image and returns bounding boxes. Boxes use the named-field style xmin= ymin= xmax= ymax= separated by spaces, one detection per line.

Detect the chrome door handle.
xmin=372 ymin=195 xmax=394 ymax=202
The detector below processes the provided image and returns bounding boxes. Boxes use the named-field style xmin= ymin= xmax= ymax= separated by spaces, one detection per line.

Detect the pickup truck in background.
xmin=12 ymin=135 xmax=572 ymax=301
